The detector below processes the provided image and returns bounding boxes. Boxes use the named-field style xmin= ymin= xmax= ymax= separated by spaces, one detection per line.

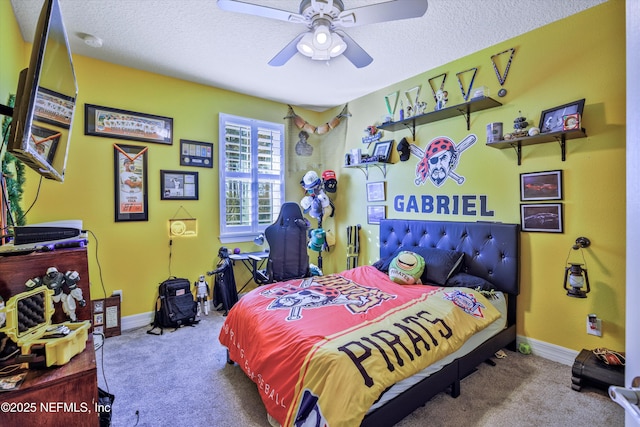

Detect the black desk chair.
xmin=254 ymin=202 xmax=310 ymax=284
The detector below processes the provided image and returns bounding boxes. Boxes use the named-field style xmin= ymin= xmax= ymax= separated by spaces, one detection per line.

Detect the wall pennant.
xmin=491 ymin=47 xmax=516 ymax=97
xmin=455 ymin=67 xmax=478 ymax=102
xmin=404 ymin=86 xmax=424 ymax=117
xmin=384 ymin=91 xmax=399 ymax=122
xmin=428 ymin=73 xmax=447 ymax=101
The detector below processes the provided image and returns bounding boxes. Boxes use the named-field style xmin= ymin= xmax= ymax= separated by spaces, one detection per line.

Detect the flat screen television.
xmin=6 ymin=0 xmax=77 ymax=182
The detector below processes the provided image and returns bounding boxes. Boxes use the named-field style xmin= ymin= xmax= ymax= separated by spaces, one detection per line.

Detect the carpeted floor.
xmin=95 ymin=311 xmax=624 ymax=427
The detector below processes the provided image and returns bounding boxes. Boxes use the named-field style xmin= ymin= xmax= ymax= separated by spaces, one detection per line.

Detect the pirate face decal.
xmin=261 ymin=276 xmax=395 ymax=321
xmin=412 ymin=134 xmax=477 ymax=187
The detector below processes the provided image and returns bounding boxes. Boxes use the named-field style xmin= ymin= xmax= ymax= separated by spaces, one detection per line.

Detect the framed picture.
xmin=372 ymin=140 xmax=394 ymax=163
xmin=520 ymin=170 xmax=563 ymax=201
xmin=161 ymin=170 xmax=199 ymax=200
xmin=104 ymin=295 xmax=121 ymax=338
xmin=521 ymin=203 xmax=563 ymax=233
xmin=30 ymin=124 xmax=60 ymax=164
xmin=366 ymin=181 xmax=386 ymax=202
xmin=538 ymin=99 xmax=585 ymax=133
xmin=92 ymin=296 xmax=121 ymax=338
xmin=34 ymin=87 xmax=75 ymax=129
xmin=180 ymin=139 xmax=213 ymax=168
xmin=92 ymin=299 xmax=104 ymax=314
xmin=85 ymin=104 xmax=173 ymax=145
xmin=94 ymin=313 xmax=104 ymax=326
xmin=367 ymin=205 xmax=386 ymax=225
xmin=114 ymin=144 xmax=148 ymax=222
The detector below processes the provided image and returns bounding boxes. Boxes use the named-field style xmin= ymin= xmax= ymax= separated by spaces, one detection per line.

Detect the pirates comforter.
xmin=218 ymin=265 xmax=501 ymax=426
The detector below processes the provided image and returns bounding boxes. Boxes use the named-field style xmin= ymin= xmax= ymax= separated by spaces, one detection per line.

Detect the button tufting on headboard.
xmin=378 ymin=219 xmax=519 ymax=296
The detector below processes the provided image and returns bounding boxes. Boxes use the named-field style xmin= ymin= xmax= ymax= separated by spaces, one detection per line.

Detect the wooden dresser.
xmin=0 ymin=247 xmax=99 ymax=426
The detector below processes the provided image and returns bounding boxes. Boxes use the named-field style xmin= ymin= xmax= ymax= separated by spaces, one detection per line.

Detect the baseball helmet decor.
xmin=300 ymin=195 xmax=313 ymax=213
xmin=308 ymin=228 xmax=326 ymax=252
xmin=322 ymin=170 xmax=337 ymax=193
xmin=388 ymin=251 xmax=425 ymax=285
xmin=302 ymin=170 xmax=321 ymax=190
xmin=317 ymin=191 xmax=331 ymax=209
xmin=309 ymin=197 xmax=324 ymax=219
xmin=301 ymin=169 xmax=337 ymax=223
xmin=397 ymin=137 xmax=411 ymax=162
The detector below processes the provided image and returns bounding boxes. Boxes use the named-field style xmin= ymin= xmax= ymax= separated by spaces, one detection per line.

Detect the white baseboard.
xmin=517 ymin=334 xmax=580 ymax=366
xmin=121 ymin=311 xmax=154 ymax=331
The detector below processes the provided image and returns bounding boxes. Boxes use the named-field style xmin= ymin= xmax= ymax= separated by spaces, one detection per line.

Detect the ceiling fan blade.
xmin=217 ymin=0 xmax=306 ymax=24
xmin=336 ymin=0 xmax=428 ymax=28
xmin=268 ymin=33 xmax=306 ymax=67
xmin=338 ymin=31 xmax=373 ymax=68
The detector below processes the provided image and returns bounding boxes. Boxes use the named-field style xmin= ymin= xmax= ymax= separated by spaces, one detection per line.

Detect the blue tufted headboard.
xmin=379 ymin=219 xmax=520 ymax=296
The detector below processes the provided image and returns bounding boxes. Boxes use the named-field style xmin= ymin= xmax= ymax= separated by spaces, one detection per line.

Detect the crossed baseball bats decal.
xmin=410 ymin=134 xmax=477 ymax=185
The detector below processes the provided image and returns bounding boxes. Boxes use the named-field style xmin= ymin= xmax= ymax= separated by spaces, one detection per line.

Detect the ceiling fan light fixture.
xmin=297 ymin=33 xmax=315 ymax=57
xmin=312 ymin=23 xmax=331 ymax=49
xmin=297 ymin=27 xmax=346 ymax=61
xmin=328 ymin=33 xmax=346 ymax=57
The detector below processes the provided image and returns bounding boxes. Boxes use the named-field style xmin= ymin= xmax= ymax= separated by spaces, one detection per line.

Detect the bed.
xmin=219 ymin=219 xmax=520 ymax=426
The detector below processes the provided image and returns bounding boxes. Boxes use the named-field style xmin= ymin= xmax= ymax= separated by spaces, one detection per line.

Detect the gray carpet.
xmin=95 ymin=311 xmax=624 ymax=427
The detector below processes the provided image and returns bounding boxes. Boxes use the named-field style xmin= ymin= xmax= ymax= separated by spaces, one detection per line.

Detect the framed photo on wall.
xmin=161 ymin=170 xmax=199 ymax=200
xmin=114 ymin=144 xmax=148 ymax=222
xmin=180 ymin=139 xmax=213 ymax=168
xmin=372 ymin=140 xmax=394 ymax=163
xmin=366 ymin=181 xmax=386 ymax=202
xmin=86 ymin=104 xmax=173 ymax=145
xmin=520 ymin=170 xmax=563 ymax=201
xmin=521 ymin=203 xmax=563 ymax=233
xmin=367 ymin=205 xmax=386 ymax=225
xmin=538 ymin=99 xmax=585 ymax=133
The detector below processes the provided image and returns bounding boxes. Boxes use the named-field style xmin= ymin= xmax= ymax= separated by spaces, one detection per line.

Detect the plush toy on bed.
xmin=388 ymin=251 xmax=425 ymax=285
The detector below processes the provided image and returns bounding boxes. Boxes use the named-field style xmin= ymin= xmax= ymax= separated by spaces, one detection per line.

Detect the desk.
xmin=229 ymin=251 xmax=269 ymax=291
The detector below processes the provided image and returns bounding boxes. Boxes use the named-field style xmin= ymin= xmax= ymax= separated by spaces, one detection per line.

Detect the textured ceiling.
xmin=9 ymin=0 xmax=606 ymax=112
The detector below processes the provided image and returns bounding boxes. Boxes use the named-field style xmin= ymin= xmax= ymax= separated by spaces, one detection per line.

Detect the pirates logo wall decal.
xmin=410 ymin=134 xmax=477 ymax=187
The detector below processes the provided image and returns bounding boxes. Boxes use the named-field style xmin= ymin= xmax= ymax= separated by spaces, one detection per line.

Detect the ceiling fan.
xmin=217 ymin=0 xmax=429 ymax=68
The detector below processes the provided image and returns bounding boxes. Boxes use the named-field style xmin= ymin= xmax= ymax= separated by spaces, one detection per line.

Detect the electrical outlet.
xmin=586 ymin=314 xmax=602 ymax=336
xmin=112 ymin=290 xmax=123 ymax=302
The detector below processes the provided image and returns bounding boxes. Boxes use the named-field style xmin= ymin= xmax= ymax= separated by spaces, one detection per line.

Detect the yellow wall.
xmin=0 ymin=0 xmax=328 ymax=318
xmin=333 ymin=0 xmax=625 ymax=352
xmin=0 ymin=0 xmax=625 ymax=353
xmin=0 ymin=1 xmax=23 ymax=103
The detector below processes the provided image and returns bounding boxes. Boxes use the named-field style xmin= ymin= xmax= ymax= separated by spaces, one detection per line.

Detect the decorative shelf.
xmin=486 ymin=128 xmax=587 ymax=165
xmin=378 ymin=96 xmax=503 ymax=138
xmin=344 ymin=162 xmax=390 ymax=179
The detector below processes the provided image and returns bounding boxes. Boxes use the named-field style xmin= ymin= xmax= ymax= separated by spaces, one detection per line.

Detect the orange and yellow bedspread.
xmin=219 ymin=265 xmax=500 ymax=426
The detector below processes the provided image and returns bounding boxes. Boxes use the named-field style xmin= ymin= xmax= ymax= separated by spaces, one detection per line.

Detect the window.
xmin=219 ymin=113 xmax=284 ymax=242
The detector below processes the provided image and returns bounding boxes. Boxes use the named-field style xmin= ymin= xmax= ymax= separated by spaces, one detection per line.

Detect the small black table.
xmin=229 ymin=251 xmax=269 ymax=292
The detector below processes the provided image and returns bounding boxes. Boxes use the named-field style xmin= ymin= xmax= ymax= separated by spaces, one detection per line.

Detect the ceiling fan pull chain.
xmin=456 ymin=67 xmax=478 ymax=101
